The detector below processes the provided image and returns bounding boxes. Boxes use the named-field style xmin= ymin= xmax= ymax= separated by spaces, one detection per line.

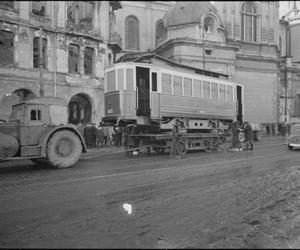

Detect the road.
xmin=1 ymin=136 xmax=300 ymax=248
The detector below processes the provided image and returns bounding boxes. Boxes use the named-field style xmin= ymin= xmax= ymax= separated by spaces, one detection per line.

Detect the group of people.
xmin=77 ymin=123 xmax=124 ymax=148
xmin=230 ymin=121 xmax=253 ymax=151
xmin=95 ymin=123 xmax=123 ymax=148
xmin=265 ymin=122 xmax=291 ymax=136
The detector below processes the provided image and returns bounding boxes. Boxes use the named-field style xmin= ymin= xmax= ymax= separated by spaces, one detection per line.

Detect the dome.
xmin=164 ymin=1 xmax=219 ymax=27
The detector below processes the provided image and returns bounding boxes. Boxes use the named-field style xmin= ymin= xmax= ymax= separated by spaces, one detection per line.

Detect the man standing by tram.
xmin=243 ymin=121 xmax=253 ymax=151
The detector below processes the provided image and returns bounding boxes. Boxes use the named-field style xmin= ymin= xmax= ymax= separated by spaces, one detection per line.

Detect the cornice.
xmin=156 ymin=37 xmax=240 ymax=53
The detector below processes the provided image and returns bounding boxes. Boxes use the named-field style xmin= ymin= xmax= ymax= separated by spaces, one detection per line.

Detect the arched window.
xmin=155 ymin=19 xmax=166 ymax=47
xmin=68 ymin=93 xmax=91 ymax=124
xmin=204 ymin=17 xmax=215 ymax=34
xmin=241 ymin=2 xmax=257 ymax=42
xmin=125 ymin=15 xmax=139 ymax=50
xmin=294 ymin=94 xmax=300 ymax=117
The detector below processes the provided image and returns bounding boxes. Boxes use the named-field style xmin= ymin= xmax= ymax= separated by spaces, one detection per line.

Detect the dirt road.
xmin=0 ymin=136 xmax=300 ymax=248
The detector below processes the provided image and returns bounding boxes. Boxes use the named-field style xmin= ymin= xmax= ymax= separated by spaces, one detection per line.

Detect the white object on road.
xmin=123 ymin=203 xmax=132 ymax=215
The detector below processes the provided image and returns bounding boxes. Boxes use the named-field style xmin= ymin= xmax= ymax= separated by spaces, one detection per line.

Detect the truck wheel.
xmin=254 ymin=131 xmax=262 ymax=141
xmin=46 ymin=130 xmax=82 ymax=169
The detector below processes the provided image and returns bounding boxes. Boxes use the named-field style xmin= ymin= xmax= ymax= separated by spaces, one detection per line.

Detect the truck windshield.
xmin=9 ymin=104 xmax=25 ymax=121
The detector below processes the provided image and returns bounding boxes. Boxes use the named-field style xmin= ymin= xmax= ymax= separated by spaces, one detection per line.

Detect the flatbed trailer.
xmin=126 ymin=130 xmax=228 ymax=156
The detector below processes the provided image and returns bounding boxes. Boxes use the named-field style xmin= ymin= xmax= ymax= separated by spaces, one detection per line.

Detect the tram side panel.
xmin=158 ymin=94 xmax=235 ymax=121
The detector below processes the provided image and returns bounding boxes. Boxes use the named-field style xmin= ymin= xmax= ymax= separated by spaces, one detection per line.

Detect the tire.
xmin=204 ymin=138 xmax=213 ymax=153
xmin=254 ymin=131 xmax=262 ymax=141
xmin=238 ymin=132 xmax=245 ymax=143
xmin=153 ymin=147 xmax=166 ymax=153
xmin=46 ymin=130 xmax=82 ymax=169
xmin=288 ymin=145 xmax=293 ymax=150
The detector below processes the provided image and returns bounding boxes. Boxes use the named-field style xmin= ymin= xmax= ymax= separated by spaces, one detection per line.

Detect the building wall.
xmin=115 ymin=1 xmax=282 ymax=124
xmin=215 ymin=1 xmax=279 ymax=46
xmin=115 ymin=1 xmax=173 ymax=55
xmin=158 ymin=2 xmax=280 ymax=124
xmin=290 ymin=23 xmax=300 ymax=63
xmin=0 ymin=1 xmax=119 ymax=125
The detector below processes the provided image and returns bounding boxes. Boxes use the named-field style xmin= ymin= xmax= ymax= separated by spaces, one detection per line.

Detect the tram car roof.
xmin=115 ymin=52 xmax=229 ymax=79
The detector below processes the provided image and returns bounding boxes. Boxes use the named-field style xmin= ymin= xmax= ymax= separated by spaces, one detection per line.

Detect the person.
xmin=287 ymin=123 xmax=291 ymax=136
xmin=271 ymin=123 xmax=275 ymax=135
xmin=266 ymin=124 xmax=270 ymax=136
xmin=230 ymin=121 xmax=239 ymax=149
xmin=281 ymin=122 xmax=287 ymax=137
xmin=102 ymin=125 xmax=110 ymax=146
xmin=108 ymin=125 xmax=115 ymax=145
xmin=91 ymin=123 xmax=97 ymax=147
xmin=96 ymin=124 xmax=105 ymax=148
xmin=278 ymin=122 xmax=282 ymax=136
xmin=115 ymin=126 xmax=122 ymax=147
xmin=243 ymin=121 xmax=253 ymax=150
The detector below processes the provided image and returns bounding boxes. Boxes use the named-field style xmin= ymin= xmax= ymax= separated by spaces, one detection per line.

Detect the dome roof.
xmin=164 ymin=1 xmax=219 ymax=27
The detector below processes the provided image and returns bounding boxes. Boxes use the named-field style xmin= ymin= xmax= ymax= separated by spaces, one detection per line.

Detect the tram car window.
xmin=162 ymin=73 xmax=172 ymax=94
xmin=211 ymin=82 xmax=218 ymax=100
xmin=117 ymin=69 xmax=124 ymax=90
xmin=193 ymin=79 xmax=202 ymax=98
xmin=173 ymin=76 xmax=182 ymax=96
xmin=203 ymin=81 xmax=210 ymax=99
xmin=183 ymin=78 xmax=192 ymax=97
xmin=219 ymin=84 xmax=226 ymax=100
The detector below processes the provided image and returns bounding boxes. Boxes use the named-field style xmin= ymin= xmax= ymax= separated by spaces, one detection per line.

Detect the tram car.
xmin=102 ymin=61 xmax=244 ymax=153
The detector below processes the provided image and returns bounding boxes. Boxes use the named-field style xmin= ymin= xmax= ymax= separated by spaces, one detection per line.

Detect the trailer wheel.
xmin=238 ymin=132 xmax=245 ymax=143
xmin=204 ymin=139 xmax=213 ymax=153
xmin=254 ymin=131 xmax=262 ymax=141
xmin=46 ymin=130 xmax=82 ymax=169
xmin=153 ymin=147 xmax=166 ymax=153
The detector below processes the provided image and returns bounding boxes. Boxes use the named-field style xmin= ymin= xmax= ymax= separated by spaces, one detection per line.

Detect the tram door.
xmin=236 ymin=85 xmax=243 ymax=123
xmin=136 ymin=67 xmax=150 ymax=116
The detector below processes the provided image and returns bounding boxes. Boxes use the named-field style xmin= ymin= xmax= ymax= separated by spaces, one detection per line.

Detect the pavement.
xmin=0 ymin=135 xmax=286 ymax=168
xmin=81 ymin=145 xmax=126 ymax=160
xmin=0 ymin=145 xmax=126 ymax=169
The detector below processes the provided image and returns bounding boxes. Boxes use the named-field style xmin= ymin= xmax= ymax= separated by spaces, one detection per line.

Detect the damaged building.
xmin=114 ymin=1 xmax=282 ymax=126
xmin=0 ymin=1 xmax=122 ymax=125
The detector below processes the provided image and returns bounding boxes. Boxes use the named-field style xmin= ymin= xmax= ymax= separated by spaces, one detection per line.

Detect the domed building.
xmin=115 ymin=1 xmax=281 ymax=125
xmin=156 ymin=1 xmax=237 ymax=76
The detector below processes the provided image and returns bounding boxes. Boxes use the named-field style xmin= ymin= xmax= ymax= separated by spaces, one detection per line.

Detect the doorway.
xmin=136 ymin=67 xmax=150 ymax=116
xmin=236 ymin=85 xmax=243 ymax=123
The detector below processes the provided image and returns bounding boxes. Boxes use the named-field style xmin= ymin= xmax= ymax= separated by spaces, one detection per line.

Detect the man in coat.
xmin=243 ymin=121 xmax=253 ymax=150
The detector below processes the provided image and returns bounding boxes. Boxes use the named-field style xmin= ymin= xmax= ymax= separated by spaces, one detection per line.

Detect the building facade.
xmin=0 ymin=1 xmax=122 ymax=125
xmin=279 ymin=1 xmax=300 ymax=124
xmin=115 ymin=1 xmax=281 ymax=125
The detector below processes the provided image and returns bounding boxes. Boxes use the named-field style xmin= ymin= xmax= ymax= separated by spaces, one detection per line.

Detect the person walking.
xmin=271 ymin=123 xmax=275 ymax=135
xmin=102 ymin=125 xmax=109 ymax=146
xmin=96 ymin=124 xmax=105 ymax=148
xmin=266 ymin=124 xmax=270 ymax=136
xmin=114 ymin=126 xmax=122 ymax=147
xmin=108 ymin=125 xmax=115 ymax=145
xmin=287 ymin=123 xmax=291 ymax=136
xmin=243 ymin=121 xmax=253 ymax=151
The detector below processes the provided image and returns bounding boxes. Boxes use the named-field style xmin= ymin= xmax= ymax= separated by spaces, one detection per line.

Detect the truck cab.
xmin=0 ymin=97 xmax=86 ymax=168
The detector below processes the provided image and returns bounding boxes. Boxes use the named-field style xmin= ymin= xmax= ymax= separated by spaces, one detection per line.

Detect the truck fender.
xmin=39 ymin=125 xmax=87 ymax=157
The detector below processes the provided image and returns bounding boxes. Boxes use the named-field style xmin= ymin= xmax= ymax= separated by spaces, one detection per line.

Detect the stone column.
xmin=79 ymin=46 xmax=85 ymax=75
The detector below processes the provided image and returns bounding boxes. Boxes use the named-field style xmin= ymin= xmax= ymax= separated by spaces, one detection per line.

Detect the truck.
xmin=0 ymin=97 xmax=86 ymax=168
